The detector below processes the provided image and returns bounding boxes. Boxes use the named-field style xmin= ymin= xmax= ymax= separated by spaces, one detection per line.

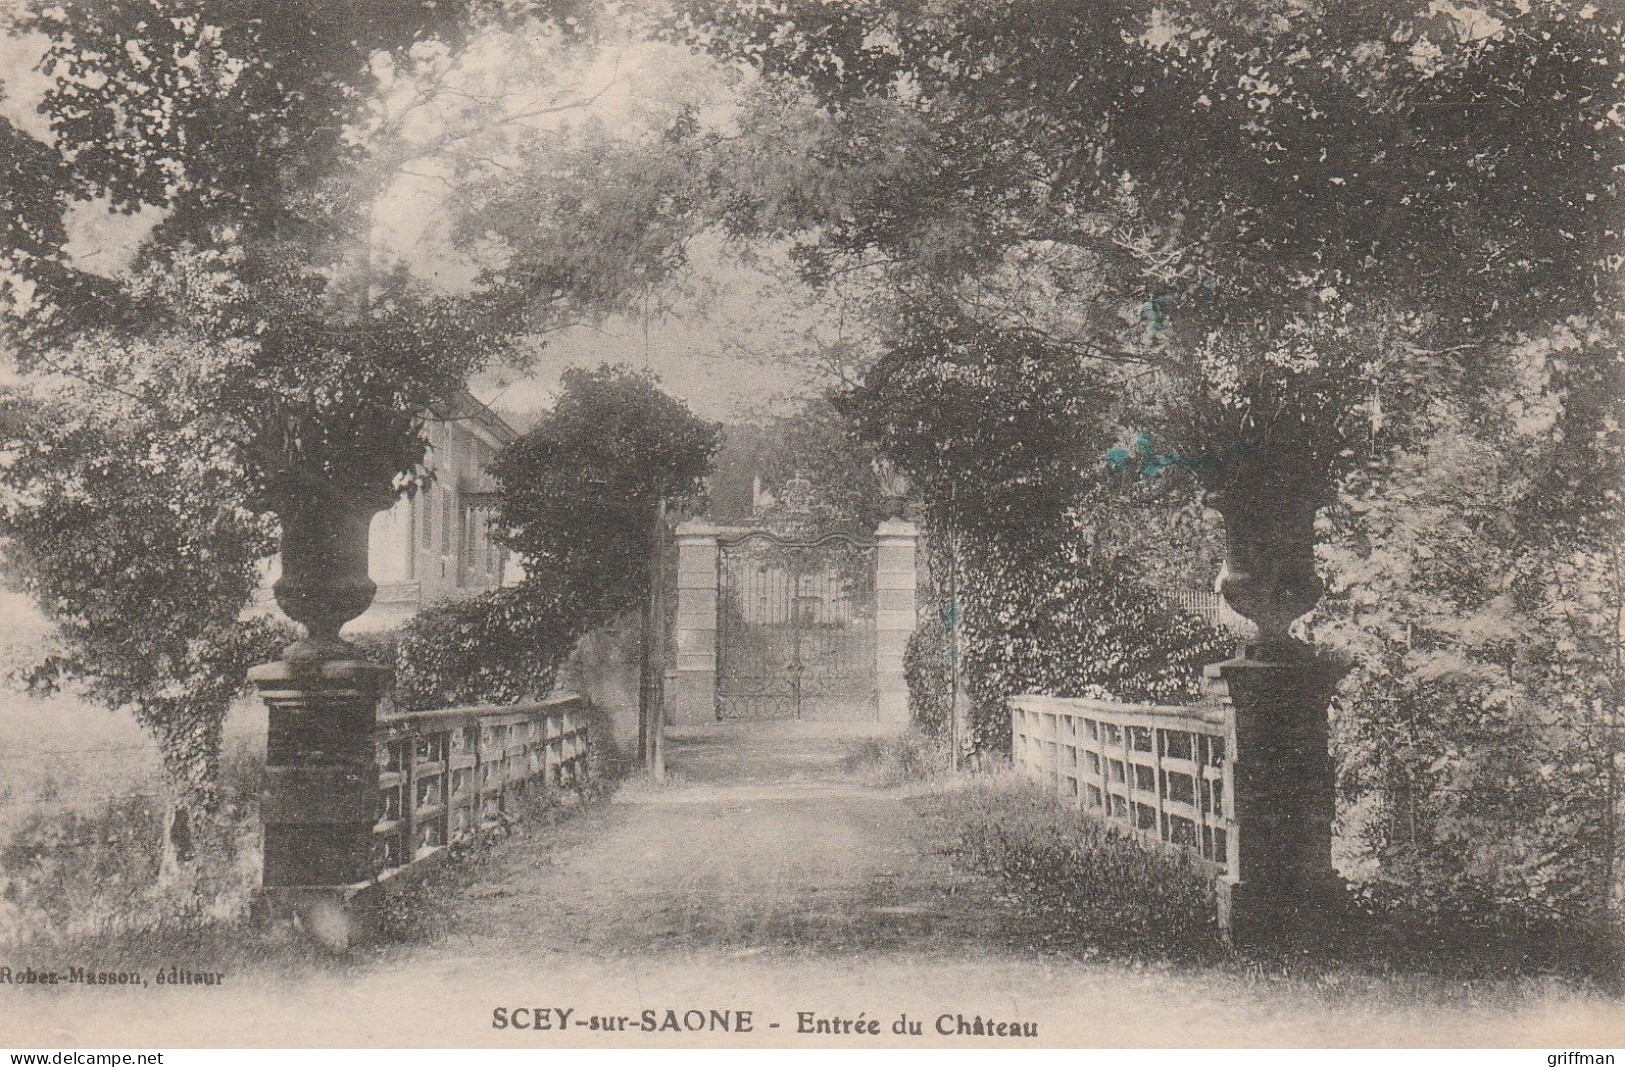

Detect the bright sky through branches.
xmin=0 ymin=4 xmax=820 ymax=421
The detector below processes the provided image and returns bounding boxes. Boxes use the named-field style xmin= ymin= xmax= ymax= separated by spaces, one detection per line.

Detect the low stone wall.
xmin=557 ymin=615 xmax=641 ymax=771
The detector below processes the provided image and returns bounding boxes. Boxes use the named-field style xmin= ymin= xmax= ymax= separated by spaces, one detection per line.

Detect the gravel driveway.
xmin=9 ymin=723 xmax=1622 ymax=1048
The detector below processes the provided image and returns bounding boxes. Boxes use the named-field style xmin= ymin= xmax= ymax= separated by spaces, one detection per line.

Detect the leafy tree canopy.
xmin=494 ymin=363 xmax=721 ymax=619
xmin=678 ymin=0 xmax=1625 ymax=497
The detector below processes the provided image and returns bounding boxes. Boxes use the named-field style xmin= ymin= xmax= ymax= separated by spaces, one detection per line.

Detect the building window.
xmin=421 ymin=487 xmax=433 ymax=550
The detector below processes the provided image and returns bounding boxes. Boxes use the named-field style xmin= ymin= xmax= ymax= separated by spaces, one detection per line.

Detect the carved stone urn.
xmin=267 ymin=475 xmax=399 ymax=661
xmin=1208 ymin=485 xmax=1324 ymax=657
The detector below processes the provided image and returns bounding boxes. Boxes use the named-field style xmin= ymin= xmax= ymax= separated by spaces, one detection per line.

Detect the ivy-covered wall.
xmin=907 ymin=512 xmax=1233 ymax=755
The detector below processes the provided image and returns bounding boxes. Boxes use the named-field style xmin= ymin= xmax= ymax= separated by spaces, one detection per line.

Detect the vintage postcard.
xmin=1 ymin=0 xmax=1622 ymax=1053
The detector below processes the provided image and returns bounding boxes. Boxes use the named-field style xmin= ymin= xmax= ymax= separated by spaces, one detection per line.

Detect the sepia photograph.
xmin=0 ymin=0 xmax=1622 ymax=1053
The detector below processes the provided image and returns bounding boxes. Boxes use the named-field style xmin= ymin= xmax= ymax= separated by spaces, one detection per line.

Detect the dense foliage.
xmin=953 ymin=522 xmax=1234 ymax=753
xmin=366 ymin=366 xmax=719 ymax=713
xmin=836 ymin=311 xmax=1107 ymax=532
xmin=493 ymin=364 xmax=719 ymax=614
xmin=680 ymin=0 xmax=1623 ymax=505
xmin=0 ymin=354 xmax=290 ymax=854
xmin=0 ymin=0 xmax=518 ymax=844
xmin=0 ymin=3 xmax=699 ymax=833
xmin=707 ymin=399 xmax=892 ymax=533
xmin=360 ymin=587 xmax=571 ymax=713
xmin=1314 ymin=324 xmax=1625 ymax=922
xmin=841 ymin=311 xmax=1230 ymax=751
xmin=902 ymin=617 xmax=953 ymax=740
xmin=680 ymin=0 xmax=1625 ymax=922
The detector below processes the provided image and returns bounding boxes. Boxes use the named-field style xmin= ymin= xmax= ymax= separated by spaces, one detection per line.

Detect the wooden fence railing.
xmin=1010 ymin=694 xmax=1231 ymax=877
xmin=372 ymin=694 xmax=590 ymax=877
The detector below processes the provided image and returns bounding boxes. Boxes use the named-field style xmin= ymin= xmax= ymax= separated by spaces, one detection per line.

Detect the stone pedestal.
xmin=874 ymin=519 xmax=919 ymax=726
xmin=251 ymin=657 xmax=391 ymax=949
xmin=1211 ymin=649 xmax=1345 ymax=943
xmin=670 ymin=521 xmax=721 ymax=726
xmin=1205 ymin=476 xmax=1345 ymax=943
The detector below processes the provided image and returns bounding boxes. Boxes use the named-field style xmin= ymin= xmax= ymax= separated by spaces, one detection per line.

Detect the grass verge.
xmin=933 ymin=772 xmax=1224 ymax=963
xmin=930 ymin=770 xmax=1624 ymax=988
xmin=841 ymin=729 xmax=950 ymax=787
xmin=0 ymin=742 xmax=615 ymax=966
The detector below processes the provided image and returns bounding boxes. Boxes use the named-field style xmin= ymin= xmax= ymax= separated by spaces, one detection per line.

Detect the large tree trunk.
xmin=143 ymin=698 xmax=228 ymax=879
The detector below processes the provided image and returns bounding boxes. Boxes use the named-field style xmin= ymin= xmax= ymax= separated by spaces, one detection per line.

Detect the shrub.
xmin=902 ymin=614 xmax=952 ymax=738
xmin=939 ymin=773 xmax=1223 ymax=961
xmin=901 ymin=522 xmax=1232 ymax=757
xmin=841 ymin=729 xmax=947 ymax=787
xmin=939 ymin=520 xmax=1234 ymax=755
xmin=1339 ymin=877 xmax=1625 ymax=983
xmin=380 ymin=586 xmax=576 ymax=712
xmin=492 ymin=363 xmax=719 ymax=627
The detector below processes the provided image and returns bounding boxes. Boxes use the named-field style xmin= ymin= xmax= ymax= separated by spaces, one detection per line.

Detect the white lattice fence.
xmin=1010 ymin=695 xmax=1231 ymax=876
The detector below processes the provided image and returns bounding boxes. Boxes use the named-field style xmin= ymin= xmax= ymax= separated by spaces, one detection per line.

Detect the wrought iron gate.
xmin=715 ymin=531 xmax=878 ymax=721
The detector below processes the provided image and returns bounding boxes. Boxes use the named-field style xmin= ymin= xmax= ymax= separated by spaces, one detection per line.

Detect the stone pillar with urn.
xmin=1205 ymin=468 xmax=1347 ymax=944
xmin=249 ymin=472 xmax=398 ymax=950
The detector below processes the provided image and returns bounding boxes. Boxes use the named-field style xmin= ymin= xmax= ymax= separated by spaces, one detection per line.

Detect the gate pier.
xmin=875 ymin=519 xmax=919 ymax=726
xmin=671 ymin=522 xmax=723 ymax=728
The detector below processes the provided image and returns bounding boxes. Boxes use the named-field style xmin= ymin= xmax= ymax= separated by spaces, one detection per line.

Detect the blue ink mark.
xmin=1142 ymin=294 xmax=1176 ymax=334
xmin=1106 ymin=435 xmax=1250 ymax=481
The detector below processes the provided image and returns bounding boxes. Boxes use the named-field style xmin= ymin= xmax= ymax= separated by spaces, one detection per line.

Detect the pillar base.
xmin=252 ymin=656 xmax=391 ymax=925
xmin=255 ymin=883 xmax=382 ymax=954
xmin=669 ymin=669 xmax=717 ymax=726
xmin=877 ymin=683 xmax=910 ymax=727
xmin=1218 ymin=873 xmax=1350 ymax=946
xmin=1212 ymin=648 xmax=1347 ymax=945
